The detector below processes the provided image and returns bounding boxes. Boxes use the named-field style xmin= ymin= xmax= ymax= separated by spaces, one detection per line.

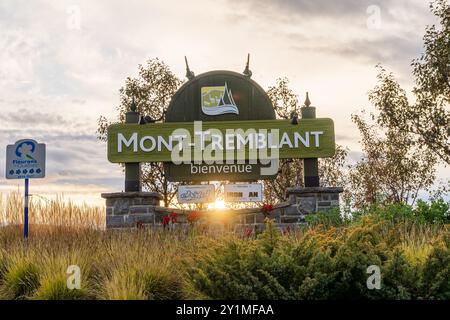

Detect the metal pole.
xmin=125 ymin=97 xmax=141 ymax=192
xmin=24 ymin=178 xmax=29 ymax=240
xmin=301 ymin=92 xmax=320 ymax=187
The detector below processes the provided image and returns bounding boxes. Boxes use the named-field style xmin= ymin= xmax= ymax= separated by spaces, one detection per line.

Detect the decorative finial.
xmin=304 ymin=92 xmax=311 ymax=107
xmin=185 ymin=56 xmax=195 ymax=80
xmin=243 ymin=53 xmax=252 ymax=78
xmin=130 ymin=96 xmax=137 ymax=112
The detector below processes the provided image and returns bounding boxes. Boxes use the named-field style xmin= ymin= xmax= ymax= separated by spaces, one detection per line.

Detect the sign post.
xmin=24 ymin=178 xmax=29 ymax=239
xmin=301 ymin=93 xmax=320 ymax=187
xmin=124 ymin=98 xmax=141 ymax=192
xmin=6 ymin=139 xmax=46 ymax=240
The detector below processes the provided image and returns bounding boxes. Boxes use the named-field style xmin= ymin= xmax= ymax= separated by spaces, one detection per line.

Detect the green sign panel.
xmin=163 ymin=162 xmax=277 ymax=182
xmin=107 ymin=118 xmax=335 ymax=163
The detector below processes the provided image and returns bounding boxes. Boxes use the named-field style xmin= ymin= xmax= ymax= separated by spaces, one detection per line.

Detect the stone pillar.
xmin=124 ymin=98 xmax=141 ymax=192
xmin=101 ymin=97 xmax=167 ymax=228
xmin=300 ymin=92 xmax=320 ymax=187
xmin=285 ymin=187 xmax=343 ymax=221
xmin=102 ymin=192 xmax=163 ymax=228
xmin=284 ymin=92 xmax=344 ymax=220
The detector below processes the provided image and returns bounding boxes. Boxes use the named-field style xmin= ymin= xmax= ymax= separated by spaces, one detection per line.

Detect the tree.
xmin=97 ymin=58 xmax=182 ymax=206
xmin=266 ymin=77 xmax=300 ymax=119
xmin=263 ymin=78 xmax=348 ymax=203
xmin=263 ymin=78 xmax=302 ymax=202
xmin=348 ymin=111 xmax=437 ymax=209
xmin=373 ymin=0 xmax=450 ymax=165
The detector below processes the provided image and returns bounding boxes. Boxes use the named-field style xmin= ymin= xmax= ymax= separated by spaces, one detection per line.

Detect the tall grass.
xmin=0 ymin=226 xmax=197 ymax=300
xmin=0 ymin=192 xmax=104 ymax=229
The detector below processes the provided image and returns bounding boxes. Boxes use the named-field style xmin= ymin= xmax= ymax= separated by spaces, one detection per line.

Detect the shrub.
xmin=415 ymin=199 xmax=450 ymax=224
xmin=373 ymin=202 xmax=415 ymax=223
xmin=186 ymin=217 xmax=450 ymax=299
xmin=187 ymin=220 xmax=318 ymax=299
xmin=1 ymin=259 xmax=40 ymax=299
xmin=34 ymin=275 xmax=90 ymax=300
xmin=139 ymin=268 xmax=184 ymax=300
xmin=101 ymin=269 xmax=146 ymax=300
xmin=0 ymin=251 xmax=7 ymax=282
xmin=420 ymin=245 xmax=450 ymax=299
xmin=366 ymin=199 xmax=450 ymax=225
xmin=100 ymin=267 xmax=184 ymax=300
xmin=305 ymin=208 xmax=347 ymax=227
xmin=377 ymin=250 xmax=420 ymax=299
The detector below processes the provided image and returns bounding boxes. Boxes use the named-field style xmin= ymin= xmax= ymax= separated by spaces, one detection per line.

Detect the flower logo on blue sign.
xmin=15 ymin=140 xmax=36 ymax=160
xmin=6 ymin=138 xmax=46 ymax=180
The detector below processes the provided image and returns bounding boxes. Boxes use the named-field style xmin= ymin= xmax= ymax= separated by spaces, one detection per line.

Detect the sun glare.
xmin=209 ymin=199 xmax=226 ymax=209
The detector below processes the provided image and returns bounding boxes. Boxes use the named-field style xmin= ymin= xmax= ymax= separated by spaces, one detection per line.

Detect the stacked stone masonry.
xmin=102 ymin=187 xmax=344 ymax=229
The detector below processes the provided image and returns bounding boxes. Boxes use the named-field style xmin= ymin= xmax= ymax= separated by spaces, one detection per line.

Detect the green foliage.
xmin=420 ymin=244 xmax=450 ymax=299
xmin=186 ymin=210 xmax=450 ymax=300
xmin=0 ymin=201 xmax=448 ymax=300
xmin=368 ymin=199 xmax=450 ymax=224
xmin=415 ymin=199 xmax=450 ymax=224
xmin=376 ymin=250 xmax=420 ymax=299
xmin=305 ymin=208 xmax=347 ymax=227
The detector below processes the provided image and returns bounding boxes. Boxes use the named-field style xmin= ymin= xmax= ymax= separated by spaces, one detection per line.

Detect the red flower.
xmin=187 ymin=211 xmax=202 ymax=223
xmin=162 ymin=215 xmax=170 ymax=227
xmin=245 ymin=228 xmax=253 ymax=238
xmin=261 ymin=203 xmax=274 ymax=215
xmin=169 ymin=211 xmax=177 ymax=223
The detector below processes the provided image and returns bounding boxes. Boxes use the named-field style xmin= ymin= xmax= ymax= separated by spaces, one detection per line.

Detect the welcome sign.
xmin=107 ymin=70 xmax=336 ymax=182
xmin=107 ymin=119 xmax=335 ymax=163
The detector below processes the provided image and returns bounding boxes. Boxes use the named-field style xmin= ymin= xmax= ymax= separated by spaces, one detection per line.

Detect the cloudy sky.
xmin=0 ymin=0 xmax=447 ymax=205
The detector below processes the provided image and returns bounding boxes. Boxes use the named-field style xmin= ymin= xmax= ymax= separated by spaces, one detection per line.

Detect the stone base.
xmin=285 ymin=187 xmax=344 ymax=219
xmin=101 ymin=192 xmax=163 ymax=228
xmin=100 ymin=188 xmax=344 ymax=229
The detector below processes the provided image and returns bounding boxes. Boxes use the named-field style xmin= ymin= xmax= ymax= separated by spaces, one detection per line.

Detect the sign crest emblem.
xmin=201 ymin=82 xmax=239 ymax=116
